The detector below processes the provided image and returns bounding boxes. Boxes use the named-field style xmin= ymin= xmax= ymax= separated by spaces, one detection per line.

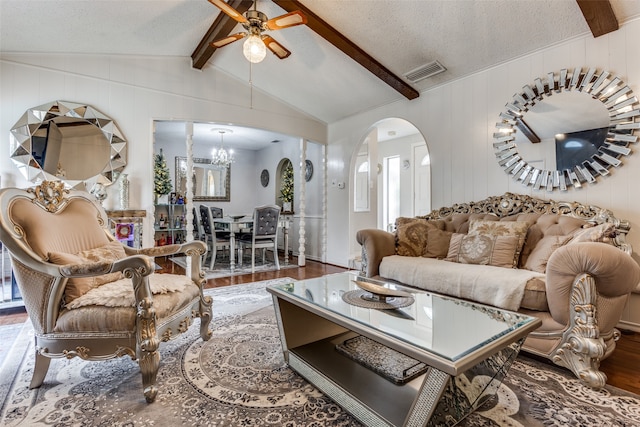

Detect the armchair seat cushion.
xmin=54 ymin=274 xmax=199 ymax=333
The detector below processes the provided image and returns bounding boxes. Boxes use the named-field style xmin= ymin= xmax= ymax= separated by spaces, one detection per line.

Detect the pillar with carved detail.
xmin=185 ymin=122 xmax=194 ymax=243
xmin=321 ymin=144 xmax=327 ymax=263
xmin=298 ymin=138 xmax=306 ymax=266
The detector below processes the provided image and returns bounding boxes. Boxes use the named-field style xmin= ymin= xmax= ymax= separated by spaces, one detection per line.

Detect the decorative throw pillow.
xmin=524 ymin=235 xmax=573 ymax=273
xmin=395 ymin=217 xmax=440 ymax=257
xmin=423 ymin=228 xmax=453 ymax=258
xmin=445 ymin=233 xmax=521 ymax=268
xmin=568 ymin=222 xmax=616 ymax=244
xmin=468 ymin=220 xmax=530 ymax=267
xmin=48 ymin=241 xmax=127 ymax=304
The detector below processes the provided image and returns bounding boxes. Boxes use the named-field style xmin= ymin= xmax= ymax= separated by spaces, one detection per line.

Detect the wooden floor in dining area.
xmin=1 ymin=258 xmax=639 ymax=395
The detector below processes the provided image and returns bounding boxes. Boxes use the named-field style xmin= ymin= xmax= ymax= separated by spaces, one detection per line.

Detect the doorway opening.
xmin=349 ymin=118 xmax=430 ymax=260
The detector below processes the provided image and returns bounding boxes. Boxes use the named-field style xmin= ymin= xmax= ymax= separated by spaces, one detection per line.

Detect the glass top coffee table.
xmin=267 ymin=271 xmax=541 ymax=427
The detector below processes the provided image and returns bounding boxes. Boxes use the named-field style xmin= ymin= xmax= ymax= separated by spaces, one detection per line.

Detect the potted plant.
xmin=153 ymin=148 xmax=172 ymax=204
xmin=280 ymin=161 xmax=294 ymax=213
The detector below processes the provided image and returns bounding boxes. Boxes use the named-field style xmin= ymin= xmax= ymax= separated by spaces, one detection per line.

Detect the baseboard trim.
xmin=617 ymin=320 xmax=640 ymax=333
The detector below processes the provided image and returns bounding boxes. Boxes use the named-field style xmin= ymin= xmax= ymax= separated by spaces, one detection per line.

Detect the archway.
xmin=276 ymin=158 xmax=294 ymax=213
xmin=349 ymin=118 xmax=431 ymax=260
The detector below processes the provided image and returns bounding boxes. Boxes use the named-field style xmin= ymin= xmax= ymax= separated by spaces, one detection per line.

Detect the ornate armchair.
xmin=0 ymin=181 xmax=212 ymax=403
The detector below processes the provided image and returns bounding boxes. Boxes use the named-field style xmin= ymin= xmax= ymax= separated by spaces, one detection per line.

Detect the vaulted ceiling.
xmin=2 ymin=0 xmax=640 ymax=127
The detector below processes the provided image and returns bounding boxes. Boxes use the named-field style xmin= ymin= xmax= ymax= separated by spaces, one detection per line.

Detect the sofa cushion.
xmin=524 ymin=234 xmax=574 ymax=273
xmin=445 ymin=233 xmax=520 ymax=268
xmin=379 ymin=255 xmax=545 ymax=311
xmin=48 ymin=241 xmax=127 ymax=304
xmin=468 ymin=220 xmax=530 ymax=267
xmin=395 ymin=217 xmax=444 ymax=257
xmin=424 ymin=228 xmax=453 ymax=258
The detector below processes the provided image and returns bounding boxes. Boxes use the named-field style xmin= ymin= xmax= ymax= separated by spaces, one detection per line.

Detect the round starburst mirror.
xmin=494 ymin=68 xmax=639 ymax=191
xmin=9 ymin=100 xmax=127 ymax=190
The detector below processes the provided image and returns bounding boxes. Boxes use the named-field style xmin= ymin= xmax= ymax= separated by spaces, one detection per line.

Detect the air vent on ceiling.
xmin=404 ymin=60 xmax=446 ymax=83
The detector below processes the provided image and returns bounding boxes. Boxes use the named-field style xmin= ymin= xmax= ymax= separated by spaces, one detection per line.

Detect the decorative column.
xmin=321 ymin=144 xmax=327 ymax=263
xmin=298 ymin=138 xmax=307 ymax=266
xmin=185 ymin=122 xmax=194 ymax=243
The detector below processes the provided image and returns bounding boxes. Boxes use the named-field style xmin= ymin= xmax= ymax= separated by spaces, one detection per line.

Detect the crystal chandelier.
xmin=211 ymin=129 xmax=234 ymax=167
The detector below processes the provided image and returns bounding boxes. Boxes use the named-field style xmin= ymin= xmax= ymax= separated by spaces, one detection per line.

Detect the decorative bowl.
xmin=228 ymin=215 xmax=246 ymax=221
xmin=352 ymin=280 xmax=411 ymax=298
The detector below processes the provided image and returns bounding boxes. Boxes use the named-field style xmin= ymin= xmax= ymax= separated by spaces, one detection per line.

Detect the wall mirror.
xmin=175 ymin=156 xmax=230 ymax=201
xmin=9 ymin=100 xmax=127 ymax=190
xmin=494 ymin=68 xmax=639 ymax=191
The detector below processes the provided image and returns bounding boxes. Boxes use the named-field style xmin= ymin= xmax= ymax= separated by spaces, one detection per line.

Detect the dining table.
xmin=212 ymin=215 xmax=291 ymax=270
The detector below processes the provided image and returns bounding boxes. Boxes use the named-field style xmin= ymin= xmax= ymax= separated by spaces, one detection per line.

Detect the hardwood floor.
xmin=1 ymin=258 xmax=639 ymax=395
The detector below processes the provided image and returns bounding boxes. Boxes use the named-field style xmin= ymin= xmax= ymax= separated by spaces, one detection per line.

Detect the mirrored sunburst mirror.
xmin=494 ymin=68 xmax=639 ymax=191
xmin=9 ymin=100 xmax=127 ymax=190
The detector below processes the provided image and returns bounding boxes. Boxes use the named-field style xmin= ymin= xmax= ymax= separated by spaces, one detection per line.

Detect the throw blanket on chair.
xmin=379 ymin=255 xmax=545 ymax=311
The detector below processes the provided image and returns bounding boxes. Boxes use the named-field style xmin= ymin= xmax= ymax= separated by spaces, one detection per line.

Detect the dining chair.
xmin=209 ymin=207 xmax=231 ymax=239
xmin=237 ymin=205 xmax=281 ymax=273
xmin=193 ymin=207 xmax=204 ymax=241
xmin=200 ymin=205 xmax=231 ymax=269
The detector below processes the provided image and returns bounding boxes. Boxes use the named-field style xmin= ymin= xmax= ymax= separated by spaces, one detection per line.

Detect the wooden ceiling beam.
xmin=191 ymin=0 xmax=254 ymax=70
xmin=272 ymin=0 xmax=419 ymax=100
xmin=576 ymin=0 xmax=618 ymax=37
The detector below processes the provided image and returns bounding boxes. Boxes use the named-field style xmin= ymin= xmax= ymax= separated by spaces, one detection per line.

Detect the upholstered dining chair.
xmin=199 ymin=205 xmax=230 ymax=269
xmin=237 ymin=205 xmax=281 ymax=273
xmin=193 ymin=206 xmax=204 ymax=241
xmin=209 ymin=206 xmax=231 ymax=239
xmin=0 ymin=181 xmax=212 ymax=403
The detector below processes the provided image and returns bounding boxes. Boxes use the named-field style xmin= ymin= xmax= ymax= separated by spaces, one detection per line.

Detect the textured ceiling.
xmin=2 ymin=0 xmax=640 ymax=146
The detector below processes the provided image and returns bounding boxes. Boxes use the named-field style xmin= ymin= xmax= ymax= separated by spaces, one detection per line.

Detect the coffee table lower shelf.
xmin=291 ymin=331 xmax=421 ymax=426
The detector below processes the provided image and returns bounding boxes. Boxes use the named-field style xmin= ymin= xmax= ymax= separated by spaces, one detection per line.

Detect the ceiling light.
xmin=211 ymin=129 xmax=235 ymax=168
xmin=243 ymin=35 xmax=267 ymax=63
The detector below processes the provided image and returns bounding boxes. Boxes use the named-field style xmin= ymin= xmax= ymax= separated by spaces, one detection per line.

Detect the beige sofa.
xmin=356 ymin=193 xmax=640 ymax=389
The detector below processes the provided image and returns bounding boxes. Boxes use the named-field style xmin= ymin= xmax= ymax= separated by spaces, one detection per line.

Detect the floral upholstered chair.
xmin=0 ymin=181 xmax=212 ymax=403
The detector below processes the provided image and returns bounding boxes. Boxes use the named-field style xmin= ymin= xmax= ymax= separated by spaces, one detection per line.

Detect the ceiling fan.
xmin=208 ymin=0 xmax=307 ymax=63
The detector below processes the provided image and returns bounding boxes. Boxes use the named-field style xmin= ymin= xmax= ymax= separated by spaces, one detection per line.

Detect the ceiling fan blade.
xmin=265 ymin=10 xmax=307 ymax=30
xmin=207 ymin=0 xmax=248 ymax=24
xmin=263 ymin=36 xmax=291 ymax=59
xmin=211 ymin=32 xmax=246 ymax=48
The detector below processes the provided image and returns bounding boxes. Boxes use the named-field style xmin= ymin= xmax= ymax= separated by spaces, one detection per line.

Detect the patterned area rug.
xmin=1 ymin=277 xmax=639 ymax=426
xmin=170 ymin=256 xmax=298 ymax=279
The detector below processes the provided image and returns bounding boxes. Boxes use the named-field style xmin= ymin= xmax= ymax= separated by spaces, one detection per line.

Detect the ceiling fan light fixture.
xmin=243 ymin=35 xmax=267 ymax=63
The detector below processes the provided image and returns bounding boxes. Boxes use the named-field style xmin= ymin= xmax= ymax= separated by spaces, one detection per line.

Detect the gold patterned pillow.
xmin=445 ymin=233 xmax=521 ymax=268
xmin=48 ymin=241 xmax=127 ymax=304
xmin=468 ymin=220 xmax=530 ymax=267
xmin=395 ymin=217 xmax=441 ymax=257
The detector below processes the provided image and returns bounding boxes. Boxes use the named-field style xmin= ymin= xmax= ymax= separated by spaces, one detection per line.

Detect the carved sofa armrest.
xmin=543 ymin=241 xmax=640 ymax=389
xmin=356 ymin=229 xmax=396 ymax=277
xmin=546 ymin=242 xmax=640 ymax=327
